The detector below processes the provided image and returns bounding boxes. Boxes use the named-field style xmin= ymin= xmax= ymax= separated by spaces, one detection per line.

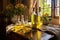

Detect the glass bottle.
xmin=37 ymin=7 xmax=43 ymax=40
xmin=31 ymin=8 xmax=37 ymax=40
xmin=21 ymin=15 xmax=25 ymax=24
xmin=16 ymin=15 xmax=21 ymax=25
xmin=37 ymin=7 xmax=43 ymax=29
xmin=31 ymin=8 xmax=36 ymax=25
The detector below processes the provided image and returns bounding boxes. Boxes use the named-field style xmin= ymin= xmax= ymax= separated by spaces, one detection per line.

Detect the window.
xmin=55 ymin=0 xmax=59 ymax=16
xmin=39 ymin=0 xmax=60 ymax=17
xmin=39 ymin=0 xmax=51 ymax=16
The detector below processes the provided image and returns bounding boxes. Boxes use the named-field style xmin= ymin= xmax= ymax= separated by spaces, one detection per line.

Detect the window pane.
xmin=40 ymin=0 xmax=51 ymax=8
xmin=39 ymin=0 xmax=51 ymax=16
xmin=40 ymin=0 xmax=44 ymax=8
xmin=46 ymin=0 xmax=51 ymax=7
xmin=55 ymin=8 xmax=59 ymax=16
xmin=55 ymin=0 xmax=59 ymax=16
xmin=55 ymin=0 xmax=59 ymax=7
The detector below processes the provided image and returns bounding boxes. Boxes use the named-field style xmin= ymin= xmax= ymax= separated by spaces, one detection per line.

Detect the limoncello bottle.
xmin=31 ymin=8 xmax=37 ymax=40
xmin=37 ymin=7 xmax=43 ymax=40
xmin=31 ymin=8 xmax=36 ymax=25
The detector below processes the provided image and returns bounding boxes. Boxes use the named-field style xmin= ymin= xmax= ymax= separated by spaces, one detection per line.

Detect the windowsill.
xmin=49 ymin=17 xmax=59 ymax=25
xmin=54 ymin=16 xmax=59 ymax=18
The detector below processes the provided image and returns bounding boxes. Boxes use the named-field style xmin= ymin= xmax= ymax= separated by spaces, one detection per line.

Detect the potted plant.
xmin=3 ymin=3 xmax=28 ymax=25
xmin=15 ymin=3 xmax=27 ymax=15
xmin=4 ymin=3 xmax=28 ymax=18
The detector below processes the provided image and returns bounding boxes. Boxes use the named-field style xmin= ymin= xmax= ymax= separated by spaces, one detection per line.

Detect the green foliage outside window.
xmin=40 ymin=0 xmax=51 ymax=16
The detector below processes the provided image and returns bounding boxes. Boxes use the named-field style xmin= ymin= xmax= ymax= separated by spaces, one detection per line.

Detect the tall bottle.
xmin=37 ymin=7 xmax=43 ymax=29
xmin=37 ymin=7 xmax=43 ymax=40
xmin=31 ymin=8 xmax=37 ymax=40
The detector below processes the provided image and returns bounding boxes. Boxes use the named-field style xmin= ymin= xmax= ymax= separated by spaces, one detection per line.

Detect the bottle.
xmin=16 ymin=15 xmax=21 ymax=25
xmin=37 ymin=7 xmax=43 ymax=40
xmin=21 ymin=15 xmax=25 ymax=24
xmin=20 ymin=15 xmax=25 ymax=29
xmin=31 ymin=8 xmax=36 ymax=25
xmin=37 ymin=7 xmax=43 ymax=29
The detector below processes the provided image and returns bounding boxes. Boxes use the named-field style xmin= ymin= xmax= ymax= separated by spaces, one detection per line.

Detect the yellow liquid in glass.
xmin=31 ymin=14 xmax=35 ymax=24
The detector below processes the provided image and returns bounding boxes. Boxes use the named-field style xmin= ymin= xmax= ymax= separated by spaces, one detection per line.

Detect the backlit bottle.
xmin=31 ymin=8 xmax=36 ymax=25
xmin=37 ymin=7 xmax=43 ymax=40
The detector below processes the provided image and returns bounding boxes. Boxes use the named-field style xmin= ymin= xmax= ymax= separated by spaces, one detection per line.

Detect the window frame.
xmin=54 ymin=0 xmax=59 ymax=18
xmin=51 ymin=0 xmax=59 ymax=18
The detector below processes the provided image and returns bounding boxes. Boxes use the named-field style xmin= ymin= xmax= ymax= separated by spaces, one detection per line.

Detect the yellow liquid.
xmin=31 ymin=14 xmax=35 ymax=24
xmin=37 ymin=16 xmax=43 ymax=40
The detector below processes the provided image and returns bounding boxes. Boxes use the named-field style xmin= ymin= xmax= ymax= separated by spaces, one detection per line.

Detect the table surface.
xmin=7 ymin=24 xmax=60 ymax=40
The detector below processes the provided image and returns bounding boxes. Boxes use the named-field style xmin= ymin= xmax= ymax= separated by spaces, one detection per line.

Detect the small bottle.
xmin=17 ymin=16 xmax=20 ymax=22
xmin=25 ymin=16 xmax=29 ymax=26
xmin=21 ymin=15 xmax=25 ymax=25
xmin=16 ymin=15 xmax=21 ymax=25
